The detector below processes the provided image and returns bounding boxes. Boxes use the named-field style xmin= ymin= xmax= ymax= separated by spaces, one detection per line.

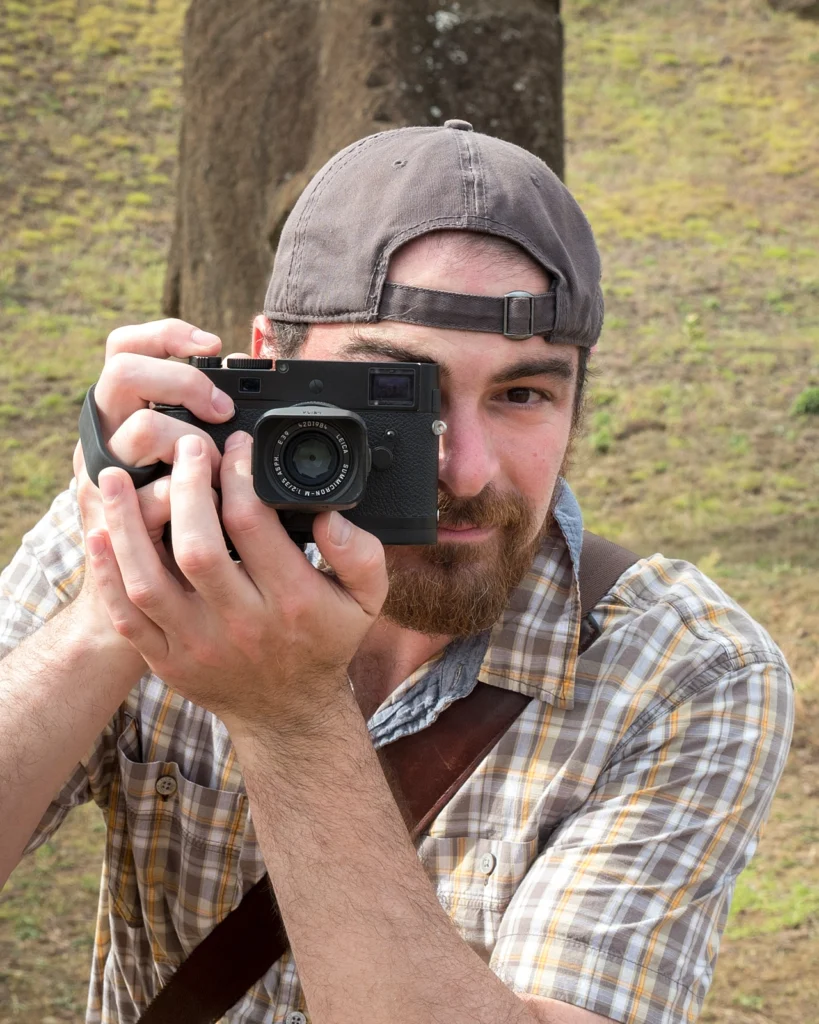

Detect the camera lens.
xmin=258 ymin=406 xmax=367 ymax=506
xmin=284 ymin=432 xmax=339 ymax=486
xmin=267 ymin=417 xmax=354 ymax=499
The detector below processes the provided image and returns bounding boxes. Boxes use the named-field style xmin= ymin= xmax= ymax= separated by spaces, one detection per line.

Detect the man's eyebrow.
xmin=341 ymin=331 xmax=446 ymax=376
xmin=341 ymin=329 xmax=576 ymax=387
xmin=488 ymin=357 xmax=575 ymax=387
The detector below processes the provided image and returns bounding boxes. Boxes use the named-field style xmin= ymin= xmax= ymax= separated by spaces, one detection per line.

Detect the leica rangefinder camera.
xmin=154 ymin=356 xmax=442 ymax=546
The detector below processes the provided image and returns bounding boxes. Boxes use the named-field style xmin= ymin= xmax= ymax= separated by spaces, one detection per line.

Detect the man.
xmin=0 ymin=122 xmax=793 ymax=1024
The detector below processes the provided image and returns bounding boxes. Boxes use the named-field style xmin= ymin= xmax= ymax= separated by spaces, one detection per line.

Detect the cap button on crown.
xmin=443 ymin=119 xmax=473 ymax=131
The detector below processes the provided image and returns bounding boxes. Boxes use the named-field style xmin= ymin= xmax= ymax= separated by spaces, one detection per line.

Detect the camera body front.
xmin=155 ymin=356 xmax=443 ymax=546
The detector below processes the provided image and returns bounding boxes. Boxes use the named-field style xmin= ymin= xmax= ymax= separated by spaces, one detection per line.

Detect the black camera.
xmin=154 ymin=356 xmax=443 ymax=546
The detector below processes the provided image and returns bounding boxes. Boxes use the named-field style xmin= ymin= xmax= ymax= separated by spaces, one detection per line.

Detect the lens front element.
xmin=254 ymin=404 xmax=369 ymax=509
xmin=284 ymin=431 xmax=339 ymax=486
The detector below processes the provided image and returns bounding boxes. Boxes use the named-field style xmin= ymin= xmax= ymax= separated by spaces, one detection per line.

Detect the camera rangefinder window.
xmin=369 ymin=368 xmax=415 ymax=407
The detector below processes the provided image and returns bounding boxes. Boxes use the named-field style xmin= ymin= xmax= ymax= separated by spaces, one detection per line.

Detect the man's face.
xmin=255 ymin=234 xmax=579 ymax=638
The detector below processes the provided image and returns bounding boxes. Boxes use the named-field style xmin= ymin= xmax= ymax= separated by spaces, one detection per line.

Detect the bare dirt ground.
xmin=1 ymin=0 xmax=817 ymax=1020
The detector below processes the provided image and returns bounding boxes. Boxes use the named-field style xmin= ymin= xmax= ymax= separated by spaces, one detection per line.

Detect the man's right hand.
xmin=72 ymin=319 xmax=237 ymax=644
xmin=92 ymin=317 xmax=236 ymax=480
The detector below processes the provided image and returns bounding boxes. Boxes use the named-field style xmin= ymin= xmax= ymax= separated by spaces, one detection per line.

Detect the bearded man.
xmin=0 ymin=122 xmax=793 ymax=1024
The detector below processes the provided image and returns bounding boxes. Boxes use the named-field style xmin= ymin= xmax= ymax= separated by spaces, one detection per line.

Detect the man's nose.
xmin=437 ymin=406 xmax=501 ymax=499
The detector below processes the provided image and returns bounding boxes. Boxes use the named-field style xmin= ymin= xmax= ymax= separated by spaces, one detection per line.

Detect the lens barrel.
xmin=253 ymin=405 xmax=368 ymax=508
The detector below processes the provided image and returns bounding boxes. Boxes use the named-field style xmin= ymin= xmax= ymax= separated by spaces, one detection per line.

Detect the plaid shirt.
xmin=1 ymin=478 xmax=793 ymax=1024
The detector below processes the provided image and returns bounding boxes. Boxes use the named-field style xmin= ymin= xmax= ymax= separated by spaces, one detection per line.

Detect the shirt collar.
xmin=478 ymin=478 xmax=583 ymax=710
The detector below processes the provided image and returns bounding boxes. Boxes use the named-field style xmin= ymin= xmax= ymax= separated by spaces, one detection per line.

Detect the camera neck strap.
xmin=136 ymin=532 xmax=638 ymax=1024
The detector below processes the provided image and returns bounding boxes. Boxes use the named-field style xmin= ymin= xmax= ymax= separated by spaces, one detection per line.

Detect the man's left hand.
xmin=85 ymin=430 xmax=388 ymax=734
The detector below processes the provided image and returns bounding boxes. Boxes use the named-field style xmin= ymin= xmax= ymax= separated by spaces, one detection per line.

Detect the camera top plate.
xmin=187 ymin=357 xmax=441 ymax=415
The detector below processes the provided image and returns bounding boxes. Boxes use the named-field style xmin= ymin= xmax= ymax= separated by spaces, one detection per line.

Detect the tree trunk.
xmin=768 ymin=0 xmax=819 ymax=16
xmin=163 ymin=0 xmax=564 ymax=351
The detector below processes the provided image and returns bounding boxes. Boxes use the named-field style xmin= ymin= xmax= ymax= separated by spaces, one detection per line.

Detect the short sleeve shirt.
xmin=0 ymin=477 xmax=794 ymax=1024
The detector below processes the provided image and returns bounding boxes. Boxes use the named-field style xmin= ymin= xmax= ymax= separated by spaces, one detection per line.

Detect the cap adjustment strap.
xmin=503 ymin=291 xmax=535 ymax=340
xmin=379 ymin=283 xmax=555 ymax=340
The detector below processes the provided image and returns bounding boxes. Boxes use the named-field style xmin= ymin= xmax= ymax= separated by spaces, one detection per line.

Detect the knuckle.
xmin=185 ymin=362 xmax=223 ymax=406
xmin=105 ymin=350 xmax=139 ymax=385
xmin=98 ymin=353 xmax=141 ymax=407
xmin=157 ymin=318 xmax=199 ymax=354
xmin=125 ymin=579 xmax=162 ymax=611
xmin=278 ymin=593 xmax=310 ymax=624
xmin=111 ymin=614 xmax=142 ymax=642
xmin=76 ymin=476 xmax=99 ymax=516
xmin=228 ymin=620 xmax=264 ymax=659
xmin=159 ymin=317 xmax=190 ymax=338
xmin=359 ymin=536 xmax=386 ymax=575
xmin=142 ymin=475 xmax=171 ymax=507
xmin=174 ymin=544 xmax=222 ymax=577
xmin=105 ymin=324 xmax=136 ymax=358
xmin=221 ymin=505 xmax=260 ymax=537
xmin=185 ymin=639 xmax=221 ymax=669
xmin=121 ymin=407 xmax=158 ymax=450
xmin=76 ymin=478 xmax=94 ymax=509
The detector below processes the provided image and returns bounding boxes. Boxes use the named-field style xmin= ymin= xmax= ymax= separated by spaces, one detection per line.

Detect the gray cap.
xmin=264 ymin=120 xmax=603 ymax=347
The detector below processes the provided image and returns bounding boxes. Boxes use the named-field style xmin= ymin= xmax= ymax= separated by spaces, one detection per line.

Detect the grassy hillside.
xmin=1 ymin=0 xmax=818 ymax=1020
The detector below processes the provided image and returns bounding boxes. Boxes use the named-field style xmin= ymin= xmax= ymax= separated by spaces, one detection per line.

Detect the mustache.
xmin=437 ymin=484 xmax=531 ymax=531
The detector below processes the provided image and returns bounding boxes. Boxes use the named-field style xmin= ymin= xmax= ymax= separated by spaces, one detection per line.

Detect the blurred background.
xmin=0 ymin=0 xmax=817 ymax=1020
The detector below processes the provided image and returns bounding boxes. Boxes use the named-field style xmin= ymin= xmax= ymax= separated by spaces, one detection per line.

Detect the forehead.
xmin=302 ymin=322 xmax=579 ymax=386
xmin=387 ymin=230 xmax=550 ymax=297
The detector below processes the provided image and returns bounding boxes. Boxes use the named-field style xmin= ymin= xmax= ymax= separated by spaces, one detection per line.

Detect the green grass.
xmin=792 ymin=386 xmax=819 ymax=415
xmin=0 ymin=0 xmax=185 ymax=561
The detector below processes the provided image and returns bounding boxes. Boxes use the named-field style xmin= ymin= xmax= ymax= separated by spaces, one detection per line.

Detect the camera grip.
xmin=78 ymin=385 xmax=170 ymax=488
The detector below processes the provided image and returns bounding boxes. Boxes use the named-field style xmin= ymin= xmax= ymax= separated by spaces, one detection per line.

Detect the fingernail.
xmin=86 ymin=533 xmax=106 ymax=558
xmin=177 ymin=435 xmax=202 ymax=460
xmin=99 ymin=473 xmax=122 ymax=501
xmin=224 ymin=431 xmax=249 ymax=452
xmin=211 ymin=386 xmax=234 ymax=416
xmin=329 ymin=511 xmax=352 ymax=545
xmin=192 ymin=328 xmax=220 ymax=348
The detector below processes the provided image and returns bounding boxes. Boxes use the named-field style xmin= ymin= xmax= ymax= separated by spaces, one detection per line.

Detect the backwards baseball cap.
xmin=264 ymin=119 xmax=603 ymax=347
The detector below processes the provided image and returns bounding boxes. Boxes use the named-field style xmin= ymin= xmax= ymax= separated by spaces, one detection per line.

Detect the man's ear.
xmin=251 ymin=314 xmax=274 ymax=359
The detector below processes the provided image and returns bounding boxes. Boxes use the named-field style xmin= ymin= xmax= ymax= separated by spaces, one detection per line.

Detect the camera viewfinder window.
xmin=369 ymin=371 xmax=415 ymax=407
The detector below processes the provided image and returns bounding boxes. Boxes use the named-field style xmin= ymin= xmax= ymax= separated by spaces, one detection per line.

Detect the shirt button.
xmin=285 ymin=1013 xmax=308 ymax=1024
xmin=155 ymin=775 xmax=178 ymax=797
xmin=479 ymin=852 xmax=496 ymax=875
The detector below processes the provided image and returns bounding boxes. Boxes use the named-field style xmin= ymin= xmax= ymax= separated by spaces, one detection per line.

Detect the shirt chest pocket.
xmin=416 ymin=834 xmax=539 ymax=962
xmin=106 ymin=717 xmax=249 ymax=965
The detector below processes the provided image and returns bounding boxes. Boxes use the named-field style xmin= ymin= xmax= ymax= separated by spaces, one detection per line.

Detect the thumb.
xmin=312 ymin=511 xmax=388 ymax=620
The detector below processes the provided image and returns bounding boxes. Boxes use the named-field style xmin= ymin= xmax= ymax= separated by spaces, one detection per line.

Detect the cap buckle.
xmin=503 ymin=291 xmax=535 ymax=340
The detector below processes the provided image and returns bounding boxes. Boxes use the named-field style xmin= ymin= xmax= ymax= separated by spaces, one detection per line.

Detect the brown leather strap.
xmin=138 ymin=531 xmax=639 ymax=1024
xmin=579 ymin=530 xmax=639 ymax=618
